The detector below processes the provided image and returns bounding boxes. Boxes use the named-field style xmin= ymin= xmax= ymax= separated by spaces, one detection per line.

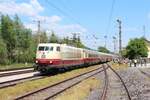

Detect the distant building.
xmin=144 ymin=39 xmax=150 ymax=58
xmin=148 ymin=47 xmax=150 ymax=58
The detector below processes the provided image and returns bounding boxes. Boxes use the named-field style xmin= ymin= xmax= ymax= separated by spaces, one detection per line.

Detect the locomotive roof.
xmin=38 ymin=43 xmax=117 ymax=57
xmin=38 ymin=43 xmax=61 ymax=46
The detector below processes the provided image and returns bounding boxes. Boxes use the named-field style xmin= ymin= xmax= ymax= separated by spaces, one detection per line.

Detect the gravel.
xmin=85 ymin=66 xmax=150 ymax=100
xmin=117 ymin=67 xmax=150 ymax=100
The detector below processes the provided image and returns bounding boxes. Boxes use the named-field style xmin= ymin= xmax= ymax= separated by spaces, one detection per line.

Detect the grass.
xmin=0 ymin=65 xmax=101 ymax=100
xmin=110 ymin=62 xmax=128 ymax=70
xmin=0 ymin=63 xmax=33 ymax=70
xmin=54 ymin=77 xmax=100 ymax=100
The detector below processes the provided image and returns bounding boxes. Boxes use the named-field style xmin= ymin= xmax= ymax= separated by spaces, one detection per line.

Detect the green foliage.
xmin=40 ymin=31 xmax=48 ymax=43
xmin=98 ymin=46 xmax=110 ymax=53
xmin=120 ymin=49 xmax=127 ymax=58
xmin=1 ymin=15 xmax=17 ymax=61
xmin=49 ymin=31 xmax=59 ymax=43
xmin=126 ymin=38 xmax=148 ymax=59
xmin=0 ymin=14 xmax=36 ymax=64
xmin=62 ymin=35 xmax=85 ymax=48
xmin=0 ymin=37 xmax=8 ymax=64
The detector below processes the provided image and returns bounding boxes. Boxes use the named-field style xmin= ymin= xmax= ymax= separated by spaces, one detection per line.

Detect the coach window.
xmin=56 ymin=46 xmax=60 ymax=52
xmin=50 ymin=47 xmax=53 ymax=51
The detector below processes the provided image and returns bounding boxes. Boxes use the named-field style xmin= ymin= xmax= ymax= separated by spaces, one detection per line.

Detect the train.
xmin=34 ymin=43 xmax=117 ymax=73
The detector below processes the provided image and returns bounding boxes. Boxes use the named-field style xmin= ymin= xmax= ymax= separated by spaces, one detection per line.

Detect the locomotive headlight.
xmin=36 ymin=60 xmax=38 ymax=63
xmin=49 ymin=61 xmax=53 ymax=64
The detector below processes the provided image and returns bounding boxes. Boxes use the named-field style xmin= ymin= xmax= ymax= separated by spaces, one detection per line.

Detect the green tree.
xmin=62 ymin=36 xmax=85 ymax=48
xmin=15 ymin=29 xmax=33 ymax=63
xmin=49 ymin=31 xmax=59 ymax=43
xmin=120 ymin=49 xmax=127 ymax=58
xmin=62 ymin=36 xmax=69 ymax=44
xmin=0 ymin=37 xmax=8 ymax=64
xmin=1 ymin=15 xmax=17 ymax=61
xmin=40 ymin=31 xmax=48 ymax=43
xmin=126 ymin=38 xmax=148 ymax=59
xmin=98 ymin=46 xmax=110 ymax=53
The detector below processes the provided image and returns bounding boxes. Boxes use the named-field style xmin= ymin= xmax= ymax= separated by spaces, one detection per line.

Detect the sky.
xmin=0 ymin=0 xmax=150 ymax=52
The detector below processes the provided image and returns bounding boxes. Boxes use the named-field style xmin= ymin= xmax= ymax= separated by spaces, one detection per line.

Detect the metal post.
xmin=37 ymin=20 xmax=41 ymax=43
xmin=113 ymin=36 xmax=117 ymax=53
xmin=104 ymin=35 xmax=107 ymax=48
xmin=117 ymin=19 xmax=122 ymax=55
xmin=143 ymin=25 xmax=145 ymax=38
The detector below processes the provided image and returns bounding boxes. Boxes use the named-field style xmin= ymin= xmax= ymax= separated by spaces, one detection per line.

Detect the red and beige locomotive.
xmin=34 ymin=43 xmax=116 ymax=73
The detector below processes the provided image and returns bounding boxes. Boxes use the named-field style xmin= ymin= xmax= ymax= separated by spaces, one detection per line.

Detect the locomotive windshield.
xmin=38 ymin=46 xmax=45 ymax=51
xmin=38 ymin=46 xmax=52 ymax=51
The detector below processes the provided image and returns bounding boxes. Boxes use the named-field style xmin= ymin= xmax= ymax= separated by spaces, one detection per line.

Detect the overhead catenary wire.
xmin=45 ymin=0 xmax=113 ymax=49
xmin=104 ymin=0 xmax=116 ymax=49
xmin=45 ymin=0 xmax=82 ymax=26
xmin=105 ymin=0 xmax=116 ymax=35
xmin=46 ymin=0 xmax=98 ymax=43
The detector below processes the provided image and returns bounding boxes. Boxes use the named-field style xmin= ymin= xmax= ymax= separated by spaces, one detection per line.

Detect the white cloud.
xmin=32 ymin=15 xmax=62 ymax=23
xmin=0 ymin=0 xmax=44 ymax=17
xmin=0 ymin=0 xmax=87 ymax=38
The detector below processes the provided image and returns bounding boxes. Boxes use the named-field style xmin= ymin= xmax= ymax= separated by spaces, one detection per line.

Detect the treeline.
xmin=0 ymin=14 xmax=85 ymax=65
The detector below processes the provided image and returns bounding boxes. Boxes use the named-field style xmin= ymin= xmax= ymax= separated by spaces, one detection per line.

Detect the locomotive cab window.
xmin=56 ymin=46 xmax=60 ymax=51
xmin=38 ymin=46 xmax=45 ymax=51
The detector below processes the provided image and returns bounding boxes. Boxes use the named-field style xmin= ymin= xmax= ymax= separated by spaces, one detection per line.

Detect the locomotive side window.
xmin=56 ymin=46 xmax=60 ymax=51
xmin=50 ymin=47 xmax=53 ymax=51
xmin=38 ymin=46 xmax=45 ymax=51
xmin=45 ymin=46 xmax=49 ymax=51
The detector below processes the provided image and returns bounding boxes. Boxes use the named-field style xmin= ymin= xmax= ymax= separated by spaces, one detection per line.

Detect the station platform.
xmin=129 ymin=63 xmax=150 ymax=68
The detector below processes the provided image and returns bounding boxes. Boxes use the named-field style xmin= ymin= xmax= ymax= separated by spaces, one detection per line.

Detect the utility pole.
xmin=37 ymin=20 xmax=41 ymax=43
xmin=117 ymin=19 xmax=122 ymax=55
xmin=33 ymin=20 xmax=42 ymax=43
xmin=104 ymin=35 xmax=107 ymax=48
xmin=113 ymin=36 xmax=117 ymax=53
xmin=72 ymin=33 xmax=77 ymax=47
xmin=143 ymin=25 xmax=146 ymax=38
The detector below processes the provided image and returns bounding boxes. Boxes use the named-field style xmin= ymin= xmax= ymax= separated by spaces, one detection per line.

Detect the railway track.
xmin=100 ymin=65 xmax=109 ymax=100
xmin=100 ymin=64 xmax=131 ymax=100
xmin=139 ymin=69 xmax=150 ymax=78
xmin=0 ymin=67 xmax=34 ymax=77
xmin=15 ymin=65 xmax=107 ymax=100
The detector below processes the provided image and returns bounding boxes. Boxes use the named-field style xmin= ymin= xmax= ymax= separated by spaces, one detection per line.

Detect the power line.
xmin=45 ymin=0 xmax=82 ymax=26
xmin=45 ymin=0 xmax=109 ymax=49
xmin=45 ymin=0 xmax=100 ymax=45
xmin=105 ymin=0 xmax=116 ymax=35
